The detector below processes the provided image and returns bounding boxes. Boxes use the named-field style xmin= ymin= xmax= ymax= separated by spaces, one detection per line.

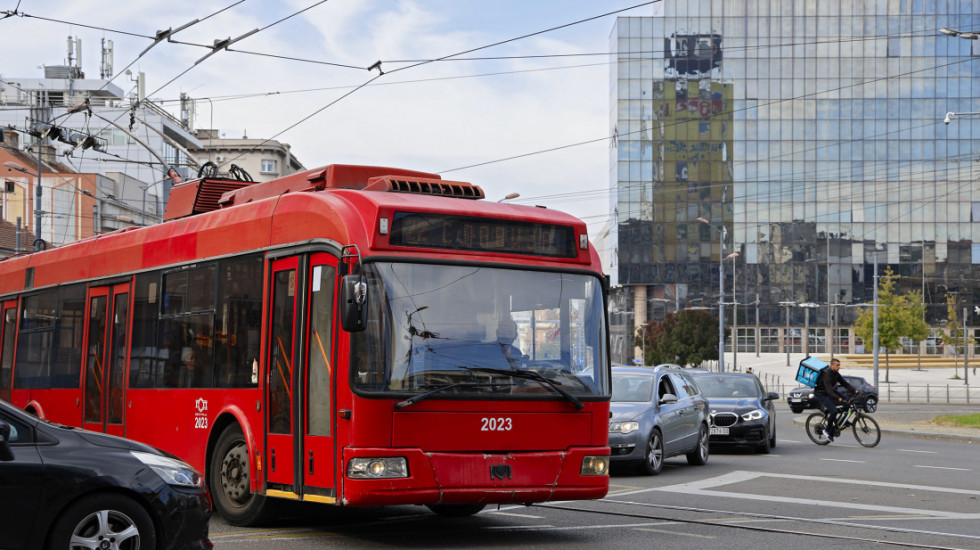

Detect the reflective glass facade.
xmin=610 ymin=2 xmax=980 ymax=361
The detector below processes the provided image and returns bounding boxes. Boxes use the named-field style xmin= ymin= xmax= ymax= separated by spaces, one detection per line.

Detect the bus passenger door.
xmin=82 ymin=284 xmax=130 ymax=437
xmin=266 ymin=258 xmax=299 ymax=488
xmin=302 ymin=254 xmax=338 ymax=500
xmin=0 ymin=300 xmax=17 ymax=403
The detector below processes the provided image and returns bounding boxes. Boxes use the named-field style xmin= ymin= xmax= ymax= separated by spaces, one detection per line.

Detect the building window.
xmin=261 ymin=159 xmax=278 ymax=174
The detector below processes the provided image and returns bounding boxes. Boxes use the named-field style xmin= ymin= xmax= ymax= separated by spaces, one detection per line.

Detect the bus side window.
xmin=216 ymin=255 xmax=263 ymax=388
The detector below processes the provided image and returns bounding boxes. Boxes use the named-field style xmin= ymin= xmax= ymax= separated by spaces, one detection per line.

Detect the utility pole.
xmin=34 ymin=138 xmax=43 ymax=250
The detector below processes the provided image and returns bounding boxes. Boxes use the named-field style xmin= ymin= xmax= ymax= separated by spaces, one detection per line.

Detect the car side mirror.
xmin=0 ymin=422 xmax=13 ymax=462
xmin=340 ymin=274 xmax=367 ymax=332
xmin=659 ymin=393 xmax=678 ymax=405
xmin=765 ymin=391 xmax=779 ymax=401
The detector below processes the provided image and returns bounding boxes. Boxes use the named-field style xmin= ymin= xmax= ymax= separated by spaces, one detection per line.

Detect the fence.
xmin=757 ymin=372 xmax=980 ymax=405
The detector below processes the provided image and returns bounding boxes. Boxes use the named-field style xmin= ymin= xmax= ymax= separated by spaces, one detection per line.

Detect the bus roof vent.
xmin=164 ymin=178 xmax=256 ymax=221
xmin=363 ymin=176 xmax=485 ymax=200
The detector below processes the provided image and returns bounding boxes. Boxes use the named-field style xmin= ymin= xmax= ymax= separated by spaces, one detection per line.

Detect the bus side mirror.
xmin=0 ymin=422 xmax=13 ymax=462
xmin=340 ymin=274 xmax=367 ymax=332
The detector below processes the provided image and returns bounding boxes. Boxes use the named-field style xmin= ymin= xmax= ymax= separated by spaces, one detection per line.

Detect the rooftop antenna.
xmin=101 ymin=39 xmax=114 ymax=79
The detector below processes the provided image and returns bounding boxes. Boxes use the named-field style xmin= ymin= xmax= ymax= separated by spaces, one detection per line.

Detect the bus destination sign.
xmin=389 ymin=212 xmax=578 ymax=258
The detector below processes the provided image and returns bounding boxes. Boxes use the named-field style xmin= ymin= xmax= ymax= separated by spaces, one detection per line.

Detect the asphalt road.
xmin=207 ymin=402 xmax=980 ymax=549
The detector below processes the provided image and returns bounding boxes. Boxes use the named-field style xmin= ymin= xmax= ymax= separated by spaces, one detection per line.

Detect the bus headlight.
xmin=347 ymin=457 xmax=409 ymax=479
xmin=581 ymin=455 xmax=609 ymax=476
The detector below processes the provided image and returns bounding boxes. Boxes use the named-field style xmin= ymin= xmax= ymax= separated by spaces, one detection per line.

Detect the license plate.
xmin=789 ymin=398 xmax=801 ymax=402
xmin=710 ymin=427 xmax=729 ymax=435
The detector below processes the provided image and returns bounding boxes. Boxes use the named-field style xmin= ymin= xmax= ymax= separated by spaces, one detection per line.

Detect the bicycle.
xmin=805 ymin=394 xmax=881 ymax=447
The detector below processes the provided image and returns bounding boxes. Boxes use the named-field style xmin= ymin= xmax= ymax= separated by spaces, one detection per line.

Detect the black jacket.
xmin=814 ymin=366 xmax=855 ymax=397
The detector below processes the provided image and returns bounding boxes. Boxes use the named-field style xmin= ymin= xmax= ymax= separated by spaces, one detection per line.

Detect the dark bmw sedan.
xmin=691 ymin=373 xmax=779 ymax=453
xmin=0 ymin=399 xmax=212 ymax=550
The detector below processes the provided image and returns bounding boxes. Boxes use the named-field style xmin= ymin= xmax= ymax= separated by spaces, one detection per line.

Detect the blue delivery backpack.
xmin=796 ymin=356 xmax=827 ymax=387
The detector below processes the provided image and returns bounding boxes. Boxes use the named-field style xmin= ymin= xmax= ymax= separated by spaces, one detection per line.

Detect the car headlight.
xmin=741 ymin=409 xmax=765 ymax=421
xmin=347 ymin=457 xmax=409 ymax=479
xmin=609 ymin=421 xmax=639 ymax=434
xmin=131 ymin=451 xmax=203 ymax=488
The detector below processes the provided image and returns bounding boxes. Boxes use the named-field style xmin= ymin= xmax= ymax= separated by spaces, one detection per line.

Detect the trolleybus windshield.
xmin=351 ymin=262 xmax=607 ymax=399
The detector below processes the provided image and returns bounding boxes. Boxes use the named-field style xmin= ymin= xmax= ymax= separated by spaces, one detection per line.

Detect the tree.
xmin=940 ymin=295 xmax=975 ymax=379
xmin=637 ymin=310 xmax=717 ymax=367
xmin=852 ymin=266 xmax=930 ymax=383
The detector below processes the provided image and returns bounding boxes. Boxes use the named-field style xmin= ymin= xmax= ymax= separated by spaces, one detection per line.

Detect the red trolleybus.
xmin=0 ymin=164 xmax=610 ymax=525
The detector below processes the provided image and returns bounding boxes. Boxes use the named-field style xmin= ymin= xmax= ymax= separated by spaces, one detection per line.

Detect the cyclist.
xmin=813 ymin=358 xmax=857 ymax=441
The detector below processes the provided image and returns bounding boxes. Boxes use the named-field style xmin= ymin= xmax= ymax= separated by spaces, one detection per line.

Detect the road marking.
xmin=608 ymin=483 xmax=646 ymax=494
xmin=490 ymin=511 xmax=544 ymax=519
xmin=899 ymin=449 xmax=938 ymax=454
xmin=634 ymin=527 xmax=716 ymax=539
xmin=613 ymin=471 xmax=980 ymax=519
xmin=820 ymin=458 xmax=865 ymax=463
xmin=487 ymin=522 xmax=675 ymax=532
xmin=915 ymin=465 xmax=971 ymax=471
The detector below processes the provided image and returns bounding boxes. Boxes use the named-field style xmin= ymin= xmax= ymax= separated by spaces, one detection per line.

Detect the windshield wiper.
xmin=394 ymin=382 xmax=508 ymax=409
xmin=462 ymin=367 xmax=584 ymax=410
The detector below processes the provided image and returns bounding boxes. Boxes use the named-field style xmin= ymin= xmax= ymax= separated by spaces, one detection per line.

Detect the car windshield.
xmin=693 ymin=376 xmax=759 ymax=399
xmin=351 ymin=262 xmax=607 ymax=398
xmin=611 ymin=374 xmax=654 ymax=402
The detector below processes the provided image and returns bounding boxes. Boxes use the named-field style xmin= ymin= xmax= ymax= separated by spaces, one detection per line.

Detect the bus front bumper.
xmin=340 ymin=446 xmax=609 ymax=507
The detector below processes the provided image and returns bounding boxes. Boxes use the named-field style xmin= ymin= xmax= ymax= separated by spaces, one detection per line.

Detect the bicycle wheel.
xmin=805 ymin=413 xmax=831 ymax=445
xmin=851 ymin=414 xmax=881 ymax=447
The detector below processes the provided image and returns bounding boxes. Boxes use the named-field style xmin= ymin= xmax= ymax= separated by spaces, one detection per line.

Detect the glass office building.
xmin=609 ymin=2 xmax=980 ymax=363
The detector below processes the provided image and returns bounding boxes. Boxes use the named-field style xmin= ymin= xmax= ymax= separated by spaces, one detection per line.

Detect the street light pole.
xmin=800 ymin=302 xmax=818 ymax=356
xmin=779 ymin=301 xmax=796 ymax=366
xmin=730 ymin=252 xmax=740 ymax=371
xmin=698 ymin=217 xmax=728 ymax=373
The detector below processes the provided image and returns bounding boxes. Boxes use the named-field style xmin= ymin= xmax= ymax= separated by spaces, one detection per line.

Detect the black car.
xmin=786 ymin=375 xmax=879 ymax=413
xmin=609 ymin=366 xmax=711 ymax=475
xmin=691 ymin=373 xmax=779 ymax=453
xmin=0 ymin=399 xmax=212 ymax=550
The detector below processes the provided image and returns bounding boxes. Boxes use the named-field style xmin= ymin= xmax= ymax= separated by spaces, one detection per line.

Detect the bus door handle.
xmin=309 ymin=450 xmax=314 ymax=475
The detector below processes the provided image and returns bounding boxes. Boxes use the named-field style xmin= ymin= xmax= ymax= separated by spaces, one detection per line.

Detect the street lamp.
xmin=943 ymin=111 xmax=980 ymax=125
xmin=497 ymin=192 xmax=520 ymax=203
xmin=697 ymin=216 xmax=731 ymax=372
xmin=3 ymin=160 xmax=42 ymax=250
xmin=939 ymin=27 xmax=979 ymax=39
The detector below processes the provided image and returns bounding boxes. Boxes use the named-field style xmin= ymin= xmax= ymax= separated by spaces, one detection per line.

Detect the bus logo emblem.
xmin=490 ymin=464 xmax=511 ymax=480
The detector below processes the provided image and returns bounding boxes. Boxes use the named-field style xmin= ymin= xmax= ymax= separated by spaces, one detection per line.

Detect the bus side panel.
xmin=23 ymin=389 xmax=83 ymax=425
xmin=124 ymin=388 xmax=265 ymax=475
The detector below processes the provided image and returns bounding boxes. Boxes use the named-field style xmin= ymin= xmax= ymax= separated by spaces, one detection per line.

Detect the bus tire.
xmin=210 ymin=424 xmax=275 ymax=526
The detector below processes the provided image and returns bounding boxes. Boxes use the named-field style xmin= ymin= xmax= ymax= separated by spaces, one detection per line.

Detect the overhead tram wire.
xmin=208 ymin=1 xmax=661 ymax=171
xmin=5 ymin=8 xmax=971 ymax=223
xmin=436 ymin=53 xmax=980 ymax=176
xmin=78 ymin=0 xmax=337 ymax=168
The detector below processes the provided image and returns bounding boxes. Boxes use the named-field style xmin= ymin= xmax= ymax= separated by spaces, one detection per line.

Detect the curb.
xmin=790 ymin=416 xmax=979 ymax=444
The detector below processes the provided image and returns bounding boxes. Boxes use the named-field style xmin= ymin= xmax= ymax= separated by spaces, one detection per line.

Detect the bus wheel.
xmin=425 ymin=504 xmax=486 ymax=517
xmin=210 ymin=424 xmax=275 ymax=526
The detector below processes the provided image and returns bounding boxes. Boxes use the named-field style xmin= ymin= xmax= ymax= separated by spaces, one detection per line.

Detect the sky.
xmin=0 ymin=0 xmax=662 ymax=237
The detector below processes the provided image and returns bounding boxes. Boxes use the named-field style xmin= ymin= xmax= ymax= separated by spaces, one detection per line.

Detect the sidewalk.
xmin=723 ymin=352 xmax=980 ymax=444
